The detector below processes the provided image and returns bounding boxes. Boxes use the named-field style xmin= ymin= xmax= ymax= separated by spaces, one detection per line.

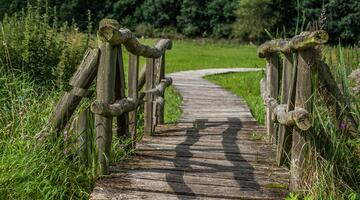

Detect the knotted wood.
xmin=91 ymin=98 xmax=143 ymax=117
xmin=258 ymin=30 xmax=329 ymax=58
xmin=98 ymin=19 xmax=172 ymax=58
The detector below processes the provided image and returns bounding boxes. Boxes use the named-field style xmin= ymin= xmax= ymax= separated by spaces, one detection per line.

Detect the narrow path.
xmin=91 ymin=68 xmax=289 ymax=199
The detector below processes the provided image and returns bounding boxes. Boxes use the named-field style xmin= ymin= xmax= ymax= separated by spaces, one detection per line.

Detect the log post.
xmin=95 ymin=42 xmax=117 ymax=175
xmin=128 ymin=53 xmax=139 ymax=148
xmin=115 ymin=46 xmax=129 ymax=139
xmin=144 ymin=58 xmax=155 ymax=135
xmin=75 ymin=108 xmax=91 ymax=163
xmin=265 ymin=53 xmax=280 ymax=143
xmin=157 ymin=54 xmax=166 ymax=124
xmin=276 ymin=53 xmax=294 ymax=166
xmin=290 ymin=49 xmax=314 ymax=191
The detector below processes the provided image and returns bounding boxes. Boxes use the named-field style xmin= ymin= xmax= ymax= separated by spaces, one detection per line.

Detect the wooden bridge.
xmin=39 ymin=19 xmax=351 ymax=199
xmin=91 ymin=68 xmax=290 ymax=199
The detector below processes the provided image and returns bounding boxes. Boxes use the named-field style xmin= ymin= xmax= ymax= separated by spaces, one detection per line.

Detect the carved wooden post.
xmin=265 ymin=53 xmax=280 ymax=143
xmin=128 ymin=53 xmax=139 ymax=147
xmin=290 ymin=49 xmax=313 ymax=191
xmin=115 ymin=46 xmax=129 ymax=139
xmin=276 ymin=53 xmax=294 ymax=165
xmin=144 ymin=58 xmax=155 ymax=135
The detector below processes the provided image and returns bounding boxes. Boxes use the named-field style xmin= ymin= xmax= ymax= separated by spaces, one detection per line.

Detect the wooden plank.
xmin=92 ymin=176 xmax=287 ymax=200
xmin=114 ymin=45 xmax=129 ymax=139
xmin=265 ymin=53 xmax=280 ymax=144
xmin=106 ymin=171 xmax=288 ymax=189
xmin=128 ymin=53 xmax=139 ymax=148
xmin=109 ymin=169 xmax=289 ymax=185
xmin=276 ymin=53 xmax=293 ymax=166
xmin=144 ymin=58 xmax=155 ymax=135
xmin=95 ymin=42 xmax=117 ymax=175
xmin=75 ymin=108 xmax=90 ymax=162
xmin=157 ymin=55 xmax=166 ymax=124
xmin=290 ymin=49 xmax=313 ymax=191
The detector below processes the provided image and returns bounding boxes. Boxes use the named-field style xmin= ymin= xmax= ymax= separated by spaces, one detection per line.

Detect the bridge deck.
xmin=91 ymin=69 xmax=289 ymax=199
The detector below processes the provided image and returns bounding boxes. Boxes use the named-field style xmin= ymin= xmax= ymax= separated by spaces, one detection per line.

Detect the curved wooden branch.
xmin=97 ymin=19 xmax=172 ymax=58
xmin=143 ymin=77 xmax=172 ymax=96
xmin=91 ymin=98 xmax=143 ymax=117
xmin=258 ymin=30 xmax=329 ymax=58
xmin=260 ymin=81 xmax=311 ymax=130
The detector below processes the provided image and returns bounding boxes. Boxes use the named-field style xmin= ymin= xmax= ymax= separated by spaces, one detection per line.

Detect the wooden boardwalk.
xmin=91 ymin=68 xmax=290 ymax=199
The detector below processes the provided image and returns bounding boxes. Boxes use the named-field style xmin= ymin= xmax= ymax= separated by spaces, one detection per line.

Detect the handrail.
xmin=257 ymin=30 xmax=328 ymax=58
xmin=98 ymin=19 xmax=172 ymax=58
xmin=258 ymin=31 xmax=327 ymax=192
xmin=40 ymin=19 xmax=173 ymax=176
xmin=258 ymin=30 xmax=358 ymax=192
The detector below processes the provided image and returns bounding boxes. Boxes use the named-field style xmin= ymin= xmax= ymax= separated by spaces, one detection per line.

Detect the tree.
xmin=232 ymin=0 xmax=279 ymax=41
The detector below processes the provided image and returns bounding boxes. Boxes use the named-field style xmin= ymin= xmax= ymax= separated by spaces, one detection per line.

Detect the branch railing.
xmin=258 ymin=30 xmax=358 ymax=191
xmin=38 ymin=19 xmax=173 ymax=175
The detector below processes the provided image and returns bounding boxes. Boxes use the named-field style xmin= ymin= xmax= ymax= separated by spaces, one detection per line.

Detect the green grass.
xmin=204 ymin=71 xmax=265 ymax=124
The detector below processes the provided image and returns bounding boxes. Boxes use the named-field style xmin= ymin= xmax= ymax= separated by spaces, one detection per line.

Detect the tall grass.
xmin=0 ymin=1 xmax=97 ymax=199
xmin=301 ymin=46 xmax=360 ymax=199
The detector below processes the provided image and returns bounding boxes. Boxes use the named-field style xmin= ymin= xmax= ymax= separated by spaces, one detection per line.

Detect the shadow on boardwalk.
xmin=165 ymin=118 xmax=260 ymax=198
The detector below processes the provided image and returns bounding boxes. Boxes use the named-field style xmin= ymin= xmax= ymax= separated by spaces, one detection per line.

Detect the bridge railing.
xmin=258 ymin=30 xmax=357 ymax=191
xmin=38 ymin=19 xmax=173 ymax=175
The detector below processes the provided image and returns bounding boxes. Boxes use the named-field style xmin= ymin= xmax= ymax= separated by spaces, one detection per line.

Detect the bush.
xmin=0 ymin=3 xmax=90 ymax=88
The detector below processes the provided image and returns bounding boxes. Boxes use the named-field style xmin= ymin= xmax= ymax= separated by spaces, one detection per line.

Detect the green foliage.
xmin=177 ymin=0 xmax=237 ymax=37
xmin=0 ymin=2 xmax=90 ymax=88
xmin=232 ymin=0 xmax=279 ymax=41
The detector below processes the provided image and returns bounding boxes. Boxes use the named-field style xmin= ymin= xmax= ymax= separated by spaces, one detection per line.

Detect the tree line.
xmin=1 ymin=0 xmax=359 ymax=44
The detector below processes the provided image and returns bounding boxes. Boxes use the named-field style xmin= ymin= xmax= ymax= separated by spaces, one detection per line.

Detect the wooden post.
xmin=276 ymin=53 xmax=294 ymax=166
xmin=95 ymin=42 xmax=117 ymax=175
xmin=265 ymin=53 xmax=280 ymax=143
xmin=157 ymin=54 xmax=166 ymax=124
xmin=290 ymin=49 xmax=313 ymax=191
xmin=144 ymin=58 xmax=155 ymax=135
xmin=128 ymin=53 xmax=139 ymax=147
xmin=76 ymin=108 xmax=90 ymax=163
xmin=114 ymin=46 xmax=129 ymax=139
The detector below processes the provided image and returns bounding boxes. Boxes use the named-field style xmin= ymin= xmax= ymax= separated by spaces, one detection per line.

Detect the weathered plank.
xmin=290 ymin=49 xmax=313 ymax=191
xmin=144 ymin=58 xmax=155 ymax=135
xmin=128 ymin=53 xmax=139 ymax=147
xmin=95 ymin=42 xmax=117 ymax=175
xmin=114 ymin=46 xmax=129 ymax=139
xmin=265 ymin=53 xmax=280 ymax=144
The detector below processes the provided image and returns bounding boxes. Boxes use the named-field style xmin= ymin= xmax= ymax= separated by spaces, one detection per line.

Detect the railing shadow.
xmin=223 ymin=117 xmax=260 ymax=191
xmin=165 ymin=119 xmax=208 ymax=199
xmin=162 ymin=117 xmax=260 ymax=198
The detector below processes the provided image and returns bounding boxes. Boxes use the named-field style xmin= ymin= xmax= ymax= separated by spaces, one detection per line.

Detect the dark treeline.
xmin=0 ymin=0 xmax=359 ymax=44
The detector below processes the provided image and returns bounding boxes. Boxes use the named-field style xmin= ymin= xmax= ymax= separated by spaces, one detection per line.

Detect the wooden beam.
xmin=95 ymin=42 xmax=117 ymax=175
xmin=115 ymin=46 xmax=129 ymax=139
xmin=265 ymin=53 xmax=280 ymax=143
xmin=97 ymin=20 xmax=172 ymax=58
xmin=276 ymin=53 xmax=294 ymax=166
xmin=290 ymin=49 xmax=313 ymax=191
xmin=128 ymin=53 xmax=139 ymax=148
xmin=144 ymin=58 xmax=155 ymax=135
xmin=91 ymin=98 xmax=142 ymax=117
xmin=258 ymin=30 xmax=329 ymax=58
